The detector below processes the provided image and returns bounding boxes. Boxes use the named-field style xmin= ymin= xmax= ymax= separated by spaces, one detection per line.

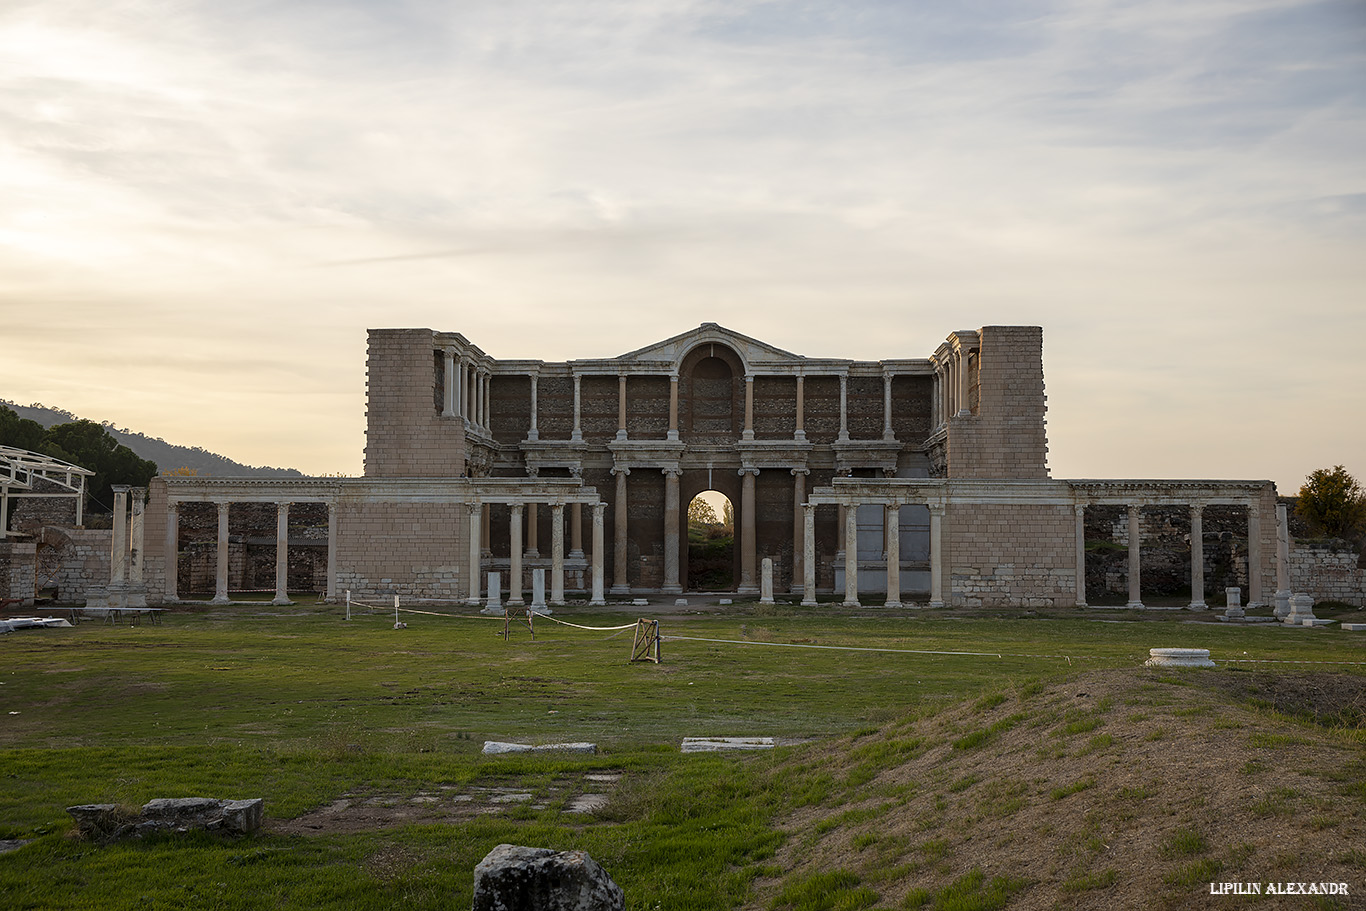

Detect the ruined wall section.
xmin=945 ymin=503 xmax=1074 ymax=607
xmin=365 ymin=329 xmax=466 ymax=478
xmin=333 ymin=498 xmax=468 ymax=601
xmin=0 ymin=541 xmax=36 ymax=606
xmin=1290 ymin=542 xmax=1366 ymax=607
xmin=947 ymin=326 xmax=1049 ymax=479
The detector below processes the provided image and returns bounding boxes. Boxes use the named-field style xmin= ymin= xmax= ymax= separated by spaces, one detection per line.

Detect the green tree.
xmin=39 ymin=420 xmax=158 ymax=513
xmin=688 ymin=497 xmax=720 ymax=528
xmin=1296 ymin=465 xmax=1366 ymax=541
xmin=0 ymin=404 xmax=48 ymax=451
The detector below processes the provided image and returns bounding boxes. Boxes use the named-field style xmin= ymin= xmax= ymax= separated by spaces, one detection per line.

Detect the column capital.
xmin=737 ymin=467 xmax=760 ymax=477
xmin=744 ymin=373 xmax=755 ymax=383
xmin=276 ymin=500 xmax=292 ymax=511
xmin=466 ymin=502 xmax=482 ymax=515
xmin=592 ymin=502 xmax=606 ymax=517
xmin=526 ymin=466 xmax=539 ymax=478
xmin=112 ymin=484 xmax=131 ymax=494
xmin=552 ymin=501 xmax=565 ymax=513
xmin=790 ymin=467 xmax=810 ymax=477
xmin=1074 ymin=503 xmax=1086 ymax=517
xmin=661 ymin=467 xmax=683 ymax=478
xmin=510 ymin=502 xmax=524 ymax=515
xmin=928 ymin=503 xmax=946 ymax=517
xmin=444 ymin=345 xmax=457 ymax=356
xmin=569 ymin=466 xmax=583 ymax=479
xmin=802 ymin=502 xmax=816 ymax=515
xmin=214 ymin=499 xmax=231 ymax=511
xmin=610 ymin=465 xmax=631 ymax=477
xmin=1190 ymin=501 xmax=1205 ymax=514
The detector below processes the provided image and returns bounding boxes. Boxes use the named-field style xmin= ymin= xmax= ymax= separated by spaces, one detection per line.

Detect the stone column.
xmin=464 ymin=362 xmax=474 ymax=423
xmin=611 ymin=467 xmax=630 ymax=594
xmin=794 ymin=374 xmax=806 ymax=442
xmin=662 ymin=468 xmax=682 ymax=594
xmin=668 ymin=373 xmax=679 ymax=441
xmin=838 ymin=373 xmax=850 ymax=441
xmin=590 ymin=504 xmax=606 ymax=605
xmin=164 ymin=502 xmax=180 ymax=603
xmin=929 ymin=504 xmax=945 ymax=608
xmin=1189 ymin=504 xmax=1207 ymax=610
xmin=790 ymin=468 xmax=808 ymax=595
xmin=481 ymin=504 xmax=493 ymax=558
xmin=737 ymin=468 xmax=759 ymax=594
xmin=110 ymin=486 xmax=129 ymax=586
xmin=882 ymin=373 xmax=895 ymax=441
xmin=1247 ymin=501 xmax=1264 ymax=608
xmin=571 ymin=373 xmax=583 ymax=442
xmin=466 ymin=503 xmax=482 ymax=604
xmin=551 ymin=503 xmax=565 ymax=604
xmin=128 ymin=487 xmax=145 ymax=584
xmin=760 ymin=557 xmax=774 ymax=604
xmin=325 ymin=501 xmax=337 ymax=602
xmin=527 ymin=373 xmax=539 ymax=441
xmin=443 ymin=348 xmax=456 ymax=417
xmin=801 ymin=504 xmax=817 ymax=606
xmin=884 ymin=502 xmax=901 ymax=608
xmin=508 ymin=504 xmax=524 ymax=605
xmin=842 ymin=502 xmax=860 ymax=606
xmin=526 ymin=503 xmax=539 ymax=557
xmin=271 ymin=502 xmax=292 ymax=605
xmin=453 ymin=353 xmax=463 ymax=419
xmin=1275 ymin=502 xmax=1291 ymax=616
xmin=957 ymin=351 xmax=970 ymax=416
xmin=570 ymin=503 xmax=583 ymax=559
xmin=616 ymin=375 xmax=628 ymax=441
xmin=211 ymin=500 xmax=230 ymax=604
xmin=484 ymin=371 xmax=492 ymax=430
xmin=1126 ymin=505 xmax=1144 ymax=609
xmin=1073 ymin=504 xmax=1087 ymax=608
xmin=742 ymin=375 xmax=755 ymax=441
xmin=932 ymin=367 xmax=942 ymax=427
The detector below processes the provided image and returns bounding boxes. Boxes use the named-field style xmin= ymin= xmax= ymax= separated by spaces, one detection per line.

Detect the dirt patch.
xmin=272 ymin=772 xmax=623 ymax=836
xmin=757 ymin=669 xmax=1366 ymax=910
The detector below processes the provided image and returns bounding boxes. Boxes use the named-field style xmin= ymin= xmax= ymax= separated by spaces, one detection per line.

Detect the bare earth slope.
xmin=757 ymin=668 xmax=1365 ymax=910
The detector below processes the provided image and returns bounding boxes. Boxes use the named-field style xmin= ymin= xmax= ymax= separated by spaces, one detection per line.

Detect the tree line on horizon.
xmin=1 ymin=404 xmax=157 ymax=513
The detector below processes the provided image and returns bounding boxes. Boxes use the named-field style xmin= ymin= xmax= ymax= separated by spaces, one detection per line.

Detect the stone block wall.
xmin=0 ymin=541 xmax=36 ymax=606
xmin=333 ymin=499 xmax=468 ymax=601
xmin=48 ymin=529 xmax=112 ymax=604
xmin=945 ymin=503 xmax=1074 ymax=607
xmin=946 ymin=326 xmax=1049 ymax=479
xmin=1289 ymin=541 xmax=1366 ymax=607
xmin=365 ymin=329 xmax=467 ymax=477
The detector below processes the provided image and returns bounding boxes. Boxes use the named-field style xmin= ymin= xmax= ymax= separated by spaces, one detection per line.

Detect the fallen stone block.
xmin=483 ymin=741 xmax=597 ymax=755
xmin=1144 ymin=648 xmax=1215 ymax=668
xmin=473 ymin=843 xmax=624 ymax=911
xmin=67 ymin=798 xmax=263 ymax=842
xmin=1341 ymin=623 xmax=1366 ymax=632
xmin=66 ymin=804 xmax=138 ymax=842
xmin=681 ymin=737 xmax=776 ymax=753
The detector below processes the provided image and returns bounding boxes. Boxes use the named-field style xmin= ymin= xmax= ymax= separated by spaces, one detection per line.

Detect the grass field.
xmin=2 ymin=600 xmax=1364 ymax=909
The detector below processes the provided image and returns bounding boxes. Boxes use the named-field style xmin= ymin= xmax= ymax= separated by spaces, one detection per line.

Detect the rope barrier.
xmin=660 ymin=634 xmax=1123 ymax=663
xmin=528 ymin=610 xmax=638 ymax=632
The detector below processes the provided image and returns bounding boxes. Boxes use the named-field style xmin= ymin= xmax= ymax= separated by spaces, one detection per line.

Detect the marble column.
xmin=128 ymin=487 xmax=145 ymax=584
xmin=571 ymin=373 xmax=583 ymax=442
xmin=164 ymin=502 xmax=180 ymax=603
xmin=1126 ymin=505 xmax=1144 ymax=609
xmin=738 ymin=468 xmax=758 ymax=594
xmin=525 ymin=503 xmax=539 ymax=557
xmin=662 ymin=468 xmax=682 ymax=594
xmin=794 ymin=374 xmax=806 ymax=442
xmin=508 ymin=504 xmax=524 ymax=605
xmin=570 ymin=502 xmax=583 ymax=559
xmin=838 ymin=374 xmax=850 ymax=441
xmin=442 ymin=348 xmax=456 ymax=417
xmin=1189 ymin=504 xmax=1207 ymax=609
xmin=957 ymin=351 xmax=971 ymax=416
xmin=466 ymin=503 xmax=482 ymax=604
xmin=791 ymin=468 xmax=808 ymax=595
xmin=882 ymin=373 xmax=895 ymax=441
xmin=590 ymin=503 xmax=606 ymax=605
xmin=1074 ymin=504 xmax=1087 ymax=608
xmin=884 ymin=502 xmax=902 ymax=608
xmin=1274 ymin=502 xmax=1291 ymax=615
xmin=842 ymin=502 xmax=860 ymax=606
xmin=110 ymin=486 xmax=129 ymax=587
xmin=272 ymin=502 xmax=292 ymax=605
xmin=1247 ymin=501 xmax=1264 ymax=608
xmin=465 ymin=363 xmax=475 ymax=424
xmin=742 ymin=375 xmax=755 ymax=441
xmin=325 ymin=502 xmax=337 ymax=602
xmin=801 ymin=504 xmax=817 ymax=605
xmin=929 ymin=504 xmax=945 ymax=608
xmin=616 ymin=375 xmax=628 ymax=441
xmin=453 ymin=353 xmax=463 ymax=420
xmin=668 ymin=374 xmax=679 ymax=441
xmin=211 ymin=500 xmax=230 ymax=604
xmin=611 ymin=467 xmax=630 ymax=594
xmin=527 ymin=373 xmax=539 ymax=441
xmin=551 ymin=503 xmax=565 ymax=604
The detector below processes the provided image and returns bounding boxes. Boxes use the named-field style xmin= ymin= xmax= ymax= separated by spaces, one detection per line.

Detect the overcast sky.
xmin=2 ymin=0 xmax=1362 ymax=491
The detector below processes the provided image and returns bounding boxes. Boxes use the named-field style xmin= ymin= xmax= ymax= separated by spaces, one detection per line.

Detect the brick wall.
xmin=333 ymin=499 xmax=469 ymax=601
xmin=1289 ymin=542 xmax=1365 ymax=607
xmin=365 ymin=329 xmax=467 ymax=477
xmin=0 ymin=541 xmax=36 ymax=606
xmin=945 ymin=503 xmax=1074 ymax=607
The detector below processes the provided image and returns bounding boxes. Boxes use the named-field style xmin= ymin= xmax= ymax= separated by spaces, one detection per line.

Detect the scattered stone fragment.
xmin=482 ymin=741 xmax=597 ymax=755
xmin=1341 ymin=623 xmax=1366 ymax=632
xmin=67 ymin=798 xmax=263 ymax=842
xmin=566 ymin=794 xmax=609 ymax=814
xmin=473 ymin=844 xmax=624 ymax=911
xmin=1144 ymin=648 xmax=1215 ymax=668
xmin=681 ymin=736 xmax=776 ymax=752
xmin=631 ymin=598 xmax=648 ymax=607
xmin=674 ymin=598 xmax=688 ymax=606
xmin=718 ymin=599 xmax=732 ymax=605
xmin=0 ymin=839 xmax=31 ymax=855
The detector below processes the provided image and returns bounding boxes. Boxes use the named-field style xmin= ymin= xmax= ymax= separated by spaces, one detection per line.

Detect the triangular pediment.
xmin=614 ymin=323 xmax=805 ymax=370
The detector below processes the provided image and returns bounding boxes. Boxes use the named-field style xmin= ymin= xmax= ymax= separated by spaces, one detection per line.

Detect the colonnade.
xmin=800 ymin=499 xmax=945 ymax=608
xmin=108 ymin=485 xmax=148 ymax=608
xmin=441 ymin=346 xmax=492 ymax=435
xmin=469 ymin=498 xmax=606 ymax=606
xmin=931 ymin=335 xmax=977 ymax=427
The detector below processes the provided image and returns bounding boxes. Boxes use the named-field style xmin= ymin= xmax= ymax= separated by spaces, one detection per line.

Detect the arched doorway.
xmin=686 ymin=490 xmax=734 ymax=591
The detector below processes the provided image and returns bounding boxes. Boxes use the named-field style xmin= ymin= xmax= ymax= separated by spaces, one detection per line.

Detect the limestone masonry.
xmin=7 ymin=323 xmax=1339 ymax=609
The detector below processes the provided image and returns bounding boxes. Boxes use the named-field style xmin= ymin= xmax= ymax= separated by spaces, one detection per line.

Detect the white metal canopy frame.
xmin=0 ymin=445 xmax=95 ymax=535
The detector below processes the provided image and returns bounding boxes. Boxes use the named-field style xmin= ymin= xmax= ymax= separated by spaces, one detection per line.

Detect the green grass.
xmin=2 ymin=603 xmax=1364 ymax=908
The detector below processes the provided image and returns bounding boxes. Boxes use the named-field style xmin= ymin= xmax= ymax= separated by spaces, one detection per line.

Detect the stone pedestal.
xmin=1224 ymin=586 xmax=1244 ymax=619
xmin=1145 ymin=648 xmax=1215 ymax=668
xmin=759 ymin=558 xmax=774 ymax=605
xmin=1283 ymin=594 xmax=1318 ymax=626
xmin=531 ymin=568 xmax=549 ymax=613
xmin=482 ymin=572 xmax=502 ymax=615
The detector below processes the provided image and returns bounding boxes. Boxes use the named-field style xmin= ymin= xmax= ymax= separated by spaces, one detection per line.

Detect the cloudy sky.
xmin=2 ymin=0 xmax=1362 ymax=490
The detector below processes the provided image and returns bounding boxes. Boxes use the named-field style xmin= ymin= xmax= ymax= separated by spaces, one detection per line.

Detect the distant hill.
xmin=2 ymin=401 xmax=305 ymax=478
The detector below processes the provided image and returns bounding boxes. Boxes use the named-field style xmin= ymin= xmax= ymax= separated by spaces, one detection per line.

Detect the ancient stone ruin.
xmin=473 ymin=844 xmax=624 ymax=911
xmin=67 ymin=798 xmax=263 ymax=842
